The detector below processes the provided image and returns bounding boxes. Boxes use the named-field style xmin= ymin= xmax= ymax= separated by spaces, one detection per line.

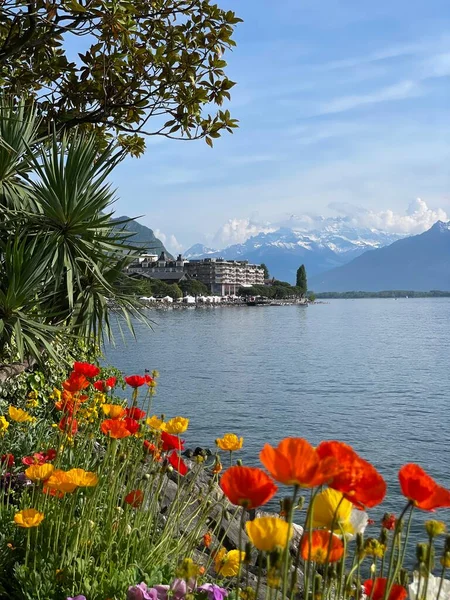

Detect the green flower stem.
xmin=382 ymin=501 xmax=413 ymax=600
xmin=281 ymin=485 xmax=298 ymax=600
xmin=436 ymin=562 xmax=447 ymax=600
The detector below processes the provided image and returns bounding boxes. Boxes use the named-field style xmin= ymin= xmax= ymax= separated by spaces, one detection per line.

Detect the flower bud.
xmin=440 ymin=552 xmax=450 ymax=568
xmin=381 ymin=513 xmax=396 ymax=530
xmin=236 ymin=459 xmax=243 ymax=467
xmin=425 ymin=520 xmax=446 ymax=538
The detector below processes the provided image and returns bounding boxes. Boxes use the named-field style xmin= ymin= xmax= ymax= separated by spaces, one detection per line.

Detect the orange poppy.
xmin=62 ymin=372 xmax=89 ymax=393
xmin=363 ymin=578 xmax=407 ymax=600
xmin=100 ymin=419 xmax=131 ymax=439
xmin=398 ymin=464 xmax=450 ymax=511
xmin=300 ymin=530 xmax=344 ymax=563
xmin=316 ymin=441 xmax=386 ymax=509
xmin=220 ymin=465 xmax=277 ymax=509
xmin=259 ymin=438 xmax=341 ymax=488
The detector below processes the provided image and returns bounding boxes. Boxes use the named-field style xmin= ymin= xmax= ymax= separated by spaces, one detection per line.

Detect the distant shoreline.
xmin=314 ymin=291 xmax=450 ymax=299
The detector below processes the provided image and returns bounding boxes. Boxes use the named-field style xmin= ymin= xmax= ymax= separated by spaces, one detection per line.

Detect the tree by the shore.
xmin=0 ymin=0 xmax=240 ymax=155
xmin=296 ymin=264 xmax=307 ymax=296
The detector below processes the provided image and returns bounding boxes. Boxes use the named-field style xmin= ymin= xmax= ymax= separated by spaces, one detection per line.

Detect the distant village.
xmin=125 ymin=252 xmax=309 ymax=304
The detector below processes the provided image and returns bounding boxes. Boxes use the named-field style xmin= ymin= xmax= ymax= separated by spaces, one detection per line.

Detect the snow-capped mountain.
xmin=184 ymin=224 xmax=406 ymax=283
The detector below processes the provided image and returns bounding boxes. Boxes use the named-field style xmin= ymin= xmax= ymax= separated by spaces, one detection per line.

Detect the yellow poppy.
xmin=8 ymin=406 xmax=33 ymax=423
xmin=312 ymin=488 xmax=354 ymax=534
xmin=246 ymin=516 xmax=293 ymax=552
xmin=146 ymin=415 xmax=166 ymax=430
xmin=165 ymin=416 xmax=189 ymax=435
xmin=216 ymin=433 xmax=244 ymax=452
xmin=214 ymin=548 xmax=245 ymax=577
xmin=25 ymin=464 xmax=54 ymax=482
xmin=65 ymin=468 xmax=98 ymax=487
xmin=0 ymin=416 xmax=9 ymax=435
xmin=45 ymin=470 xmax=78 ymax=493
xmin=14 ymin=508 xmax=44 ymax=528
xmin=102 ymin=404 xmax=126 ymax=419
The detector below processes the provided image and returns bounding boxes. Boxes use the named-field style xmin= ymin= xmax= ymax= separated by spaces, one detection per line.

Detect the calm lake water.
xmin=104 ymin=299 xmax=450 ymax=561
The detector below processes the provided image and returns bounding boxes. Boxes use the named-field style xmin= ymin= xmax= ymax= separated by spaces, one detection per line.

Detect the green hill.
xmin=112 ymin=216 xmax=173 ymax=259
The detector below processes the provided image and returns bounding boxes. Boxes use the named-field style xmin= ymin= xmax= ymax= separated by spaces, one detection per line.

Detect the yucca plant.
xmin=0 ymin=98 xmax=147 ymax=365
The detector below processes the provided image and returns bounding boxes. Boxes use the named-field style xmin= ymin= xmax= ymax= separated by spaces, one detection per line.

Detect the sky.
xmin=109 ymin=0 xmax=450 ymax=253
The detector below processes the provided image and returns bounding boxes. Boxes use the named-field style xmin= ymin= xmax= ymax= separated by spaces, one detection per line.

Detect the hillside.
xmin=309 ymin=221 xmax=450 ymax=292
xmin=112 ymin=216 xmax=172 ymax=258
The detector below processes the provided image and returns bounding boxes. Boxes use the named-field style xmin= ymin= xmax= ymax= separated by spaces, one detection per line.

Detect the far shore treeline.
xmin=315 ymin=290 xmax=450 ymax=299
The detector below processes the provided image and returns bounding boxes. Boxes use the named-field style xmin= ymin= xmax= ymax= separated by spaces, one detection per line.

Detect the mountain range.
xmin=309 ymin=220 xmax=450 ymax=292
xmin=185 ymin=223 xmax=404 ymax=283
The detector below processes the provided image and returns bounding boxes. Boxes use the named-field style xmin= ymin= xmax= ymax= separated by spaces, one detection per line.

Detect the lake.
xmin=104 ymin=299 xmax=450 ymax=562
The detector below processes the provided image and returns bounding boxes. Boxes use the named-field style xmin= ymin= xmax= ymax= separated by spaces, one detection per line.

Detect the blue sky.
xmin=109 ymin=0 xmax=450 ymax=252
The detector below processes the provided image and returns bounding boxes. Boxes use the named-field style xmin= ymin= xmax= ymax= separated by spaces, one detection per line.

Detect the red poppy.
xmin=94 ymin=377 xmax=117 ymax=392
xmin=382 ymin=513 xmax=396 ymax=530
xmin=300 ymin=530 xmax=344 ymax=563
xmin=100 ymin=419 xmax=131 ymax=439
xmin=124 ymin=417 xmax=140 ymax=435
xmin=161 ymin=431 xmax=185 ymax=452
xmin=316 ymin=441 xmax=386 ymax=509
xmin=260 ymin=438 xmax=341 ymax=488
xmin=125 ymin=375 xmax=147 ymax=388
xmin=398 ymin=463 xmax=450 ymax=511
xmin=73 ymin=362 xmax=100 ymax=378
xmin=22 ymin=448 xmax=57 ymax=466
xmin=58 ymin=416 xmax=78 ymax=435
xmin=1 ymin=454 xmax=14 ymax=467
xmin=145 ymin=374 xmax=154 ymax=385
xmin=143 ymin=440 xmax=161 ymax=459
xmin=62 ymin=372 xmax=89 ymax=393
xmin=126 ymin=407 xmax=146 ymax=420
xmin=168 ymin=451 xmax=189 ymax=476
xmin=124 ymin=489 xmax=144 ymax=508
xmin=220 ymin=465 xmax=278 ymax=509
xmin=363 ymin=578 xmax=407 ymax=600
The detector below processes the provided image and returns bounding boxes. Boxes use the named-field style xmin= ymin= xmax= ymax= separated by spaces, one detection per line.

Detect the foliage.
xmin=0 ymin=99 xmax=147 ymax=365
xmin=296 ymin=264 xmax=307 ymax=296
xmin=314 ymin=290 xmax=450 ymax=299
xmin=238 ymin=281 xmax=304 ymax=299
xmin=0 ymin=0 xmax=241 ymax=155
xmin=179 ymin=279 xmax=210 ymax=297
xmin=135 ymin=278 xmax=184 ymax=300
xmin=260 ymin=263 xmax=269 ymax=279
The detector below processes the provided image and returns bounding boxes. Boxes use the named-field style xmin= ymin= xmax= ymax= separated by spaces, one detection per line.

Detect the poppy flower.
xmin=382 ymin=513 xmax=396 ymax=530
xmin=125 ymin=489 xmax=144 ymax=508
xmin=216 ymin=433 xmax=243 ymax=452
xmin=260 ymin=438 xmax=341 ymax=488
xmin=220 ymin=465 xmax=278 ymax=509
xmin=58 ymin=416 xmax=78 ymax=436
xmin=144 ymin=374 xmax=154 ymax=385
xmin=125 ymin=375 xmax=147 ymax=388
xmin=161 ymin=431 xmax=185 ymax=452
xmin=146 ymin=415 xmax=166 ymax=431
xmin=316 ymin=441 xmax=386 ymax=509
xmin=1 ymin=453 xmax=14 ymax=467
xmin=143 ymin=440 xmax=159 ymax=456
xmin=45 ymin=469 xmax=78 ymax=493
xmin=214 ymin=548 xmax=245 ymax=577
xmin=300 ymin=530 xmax=344 ymax=563
xmin=168 ymin=451 xmax=189 ymax=476
xmin=25 ymin=464 xmax=54 ymax=482
xmin=126 ymin=407 xmax=146 ymax=421
xmin=14 ymin=508 xmax=44 ymax=528
xmin=94 ymin=377 xmax=117 ymax=392
xmin=398 ymin=464 xmax=450 ymax=511
xmin=22 ymin=449 xmax=56 ymax=466
xmin=101 ymin=419 xmax=132 ymax=439
xmin=73 ymin=362 xmax=100 ymax=378
xmin=65 ymin=468 xmax=98 ymax=487
xmin=124 ymin=417 xmax=140 ymax=435
xmin=165 ymin=416 xmax=189 ymax=434
xmin=363 ymin=578 xmax=407 ymax=600
xmin=8 ymin=406 xmax=34 ymax=423
xmin=62 ymin=372 xmax=89 ymax=393
xmin=246 ymin=516 xmax=293 ymax=552
xmin=102 ymin=404 xmax=126 ymax=419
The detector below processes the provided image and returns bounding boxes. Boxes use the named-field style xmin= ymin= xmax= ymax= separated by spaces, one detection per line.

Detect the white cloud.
xmin=212 ymin=218 xmax=277 ymax=247
xmin=210 ymin=200 xmax=448 ymax=248
xmin=318 ymin=80 xmax=423 ymax=116
xmin=154 ymin=229 xmax=184 ymax=255
xmin=328 ymin=198 xmax=448 ymax=234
